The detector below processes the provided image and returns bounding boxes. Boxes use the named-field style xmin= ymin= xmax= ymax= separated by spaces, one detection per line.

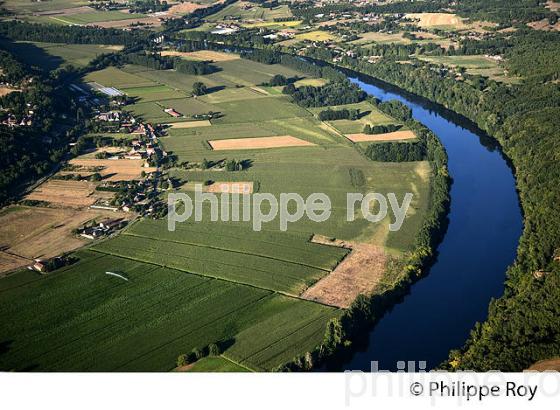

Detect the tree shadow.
xmin=0 ymin=37 xmax=65 ymax=72
xmin=206 ymin=85 xmax=226 ymax=94
xmin=217 ymin=338 xmax=235 ymax=352
xmin=240 ymin=159 xmax=253 ymax=170
xmin=0 ymin=340 xmax=13 ymax=356
xmin=356 ymin=110 xmax=371 ymax=119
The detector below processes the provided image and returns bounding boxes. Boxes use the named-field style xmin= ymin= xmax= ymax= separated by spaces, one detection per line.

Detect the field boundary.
xmin=88 ymin=248 xmax=336 ymax=306
xmin=122 ymin=232 xmax=334 ymax=272
xmin=227 ymin=311 xmax=336 ymax=370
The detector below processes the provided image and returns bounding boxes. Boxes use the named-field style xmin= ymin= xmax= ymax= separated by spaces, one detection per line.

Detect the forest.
xmin=283 ymin=80 xmax=366 ymax=107
xmin=0 ymin=21 xmax=146 ymax=46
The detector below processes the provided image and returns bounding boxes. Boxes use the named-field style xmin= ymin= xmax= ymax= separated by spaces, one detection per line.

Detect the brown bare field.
xmin=167 ymin=120 xmax=212 ymax=128
xmin=207 ymin=181 xmax=253 ymax=194
xmin=0 ymin=86 xmax=20 ymax=97
xmin=250 ymin=86 xmax=269 ymax=95
xmin=301 ymin=235 xmax=387 ymax=308
xmin=546 ymin=1 xmax=560 ymax=12
xmin=527 ymin=358 xmax=560 ymax=371
xmin=0 ymin=206 xmax=127 ymax=275
xmin=161 ymin=50 xmax=240 ymax=62
xmin=26 ymin=180 xmax=97 ymax=207
xmin=528 ymin=18 xmax=560 ymax=31
xmin=181 ymin=181 xmax=254 ymax=194
xmin=0 ymin=252 xmax=30 ymax=276
xmin=346 ymin=130 xmax=416 ymax=143
xmin=69 ymin=158 xmax=156 ymax=181
xmin=167 ymin=2 xmax=206 ymax=16
xmin=209 ymin=135 xmax=315 ymax=150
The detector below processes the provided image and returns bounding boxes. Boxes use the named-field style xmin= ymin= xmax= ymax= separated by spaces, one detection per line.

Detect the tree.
xmin=208 ymin=343 xmax=221 ymax=356
xmin=90 ymin=173 xmax=102 ymax=182
xmin=192 ymin=82 xmax=208 ymax=96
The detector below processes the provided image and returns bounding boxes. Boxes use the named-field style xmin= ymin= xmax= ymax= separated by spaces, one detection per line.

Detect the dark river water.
xmin=342 ymin=74 xmax=523 ymax=371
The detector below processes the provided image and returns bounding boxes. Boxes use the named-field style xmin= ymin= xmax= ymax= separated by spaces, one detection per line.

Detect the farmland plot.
xmin=0 ymin=251 xmax=338 ymax=371
xmin=91 ymin=235 xmax=331 ymax=294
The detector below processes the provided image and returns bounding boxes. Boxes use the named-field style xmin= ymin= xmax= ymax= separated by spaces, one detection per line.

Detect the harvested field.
xmin=293 ymin=78 xmax=328 ymax=87
xmin=166 ymin=120 xmax=212 ymax=128
xmin=406 ymin=13 xmax=467 ymax=29
xmin=0 ymin=206 xmax=127 ymax=274
xmin=207 ymin=181 xmax=253 ymax=194
xmin=295 ymin=30 xmax=335 ymax=42
xmin=25 ymin=180 xmax=97 ymax=207
xmin=0 ymin=86 xmax=20 ymax=97
xmin=182 ymin=181 xmax=254 ymax=194
xmin=346 ymin=130 xmax=416 ymax=143
xmin=301 ymin=235 xmax=387 ymax=308
xmin=527 ymin=358 xmax=560 ymax=371
xmin=166 ymin=2 xmax=207 ymax=16
xmin=161 ymin=50 xmax=239 ymax=62
xmin=527 ymin=18 xmax=560 ymax=31
xmin=547 ymin=1 xmax=560 ymax=12
xmin=68 ymin=158 xmax=156 ymax=181
xmin=208 ymin=135 xmax=315 ymax=150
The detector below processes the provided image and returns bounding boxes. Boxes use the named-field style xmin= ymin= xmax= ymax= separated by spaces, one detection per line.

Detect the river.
xmin=342 ymin=74 xmax=523 ymax=371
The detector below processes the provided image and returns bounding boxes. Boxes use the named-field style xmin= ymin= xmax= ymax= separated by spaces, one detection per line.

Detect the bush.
xmin=176 ymin=354 xmax=188 ymax=367
xmin=192 ymin=82 xmax=208 ymax=96
xmin=208 ymin=343 xmax=221 ymax=356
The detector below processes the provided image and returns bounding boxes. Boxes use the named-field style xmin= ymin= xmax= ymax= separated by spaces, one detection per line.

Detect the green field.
xmin=185 ymin=356 xmax=250 ymax=372
xmin=416 ymin=55 xmax=519 ymax=83
xmin=46 ymin=10 xmax=146 ymax=26
xmin=0 ymin=251 xmax=339 ymax=371
xmin=418 ymin=55 xmax=498 ymax=69
xmin=0 ymin=40 xmax=123 ymax=70
xmin=307 ymin=101 xmax=398 ymax=134
xmin=2 ymin=0 xmax=88 ymax=14
xmin=85 ymin=66 xmax=158 ymax=88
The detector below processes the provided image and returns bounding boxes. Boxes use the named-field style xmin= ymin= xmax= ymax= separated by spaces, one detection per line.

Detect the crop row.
xmin=92 ymin=235 xmax=328 ymax=294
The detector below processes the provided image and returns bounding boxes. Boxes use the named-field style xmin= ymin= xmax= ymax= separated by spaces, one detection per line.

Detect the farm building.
xmin=164 ymin=108 xmax=182 ymax=117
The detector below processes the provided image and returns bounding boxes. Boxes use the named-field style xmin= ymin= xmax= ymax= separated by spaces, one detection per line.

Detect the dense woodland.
xmin=0 ymin=21 xmax=146 ymax=46
xmin=283 ymin=80 xmax=366 ymax=107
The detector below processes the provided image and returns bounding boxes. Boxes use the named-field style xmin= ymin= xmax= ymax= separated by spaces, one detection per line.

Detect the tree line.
xmin=283 ymin=80 xmax=366 ymax=107
xmin=0 ymin=20 xmax=147 ymax=45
